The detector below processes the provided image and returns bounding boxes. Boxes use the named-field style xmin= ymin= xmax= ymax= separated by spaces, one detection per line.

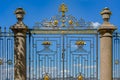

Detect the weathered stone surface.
xmin=11 ymin=8 xmax=28 ymax=80
xmin=98 ymin=7 xmax=116 ymax=80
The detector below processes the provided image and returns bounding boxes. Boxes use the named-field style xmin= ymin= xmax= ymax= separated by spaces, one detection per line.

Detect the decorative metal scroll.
xmin=27 ymin=3 xmax=99 ymax=80
xmin=27 ymin=33 xmax=98 ymax=80
xmin=33 ymin=4 xmax=95 ymax=30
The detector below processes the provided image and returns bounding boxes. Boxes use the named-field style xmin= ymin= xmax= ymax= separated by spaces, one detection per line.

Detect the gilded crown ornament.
xmin=75 ymin=41 xmax=86 ymax=45
xmin=42 ymin=41 xmax=51 ymax=45
xmin=59 ymin=3 xmax=68 ymax=17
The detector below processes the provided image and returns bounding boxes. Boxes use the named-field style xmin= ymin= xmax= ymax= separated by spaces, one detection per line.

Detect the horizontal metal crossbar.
xmin=29 ymin=29 xmax=98 ymax=34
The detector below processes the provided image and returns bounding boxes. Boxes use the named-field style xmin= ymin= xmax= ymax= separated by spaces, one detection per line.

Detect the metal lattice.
xmin=0 ymin=4 xmax=120 ymax=80
xmin=0 ymin=27 xmax=14 ymax=80
xmin=113 ymin=32 xmax=120 ymax=80
xmin=26 ymin=29 xmax=99 ymax=80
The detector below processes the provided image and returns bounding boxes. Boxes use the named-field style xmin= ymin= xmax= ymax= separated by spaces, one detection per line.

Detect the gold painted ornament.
xmin=54 ymin=20 xmax=58 ymax=25
xmin=78 ymin=74 xmax=83 ymax=80
xmin=69 ymin=20 xmax=73 ymax=25
xmin=42 ymin=41 xmax=51 ymax=45
xmin=43 ymin=74 xmax=50 ymax=80
xmin=76 ymin=41 xmax=86 ymax=45
xmin=0 ymin=59 xmax=3 ymax=65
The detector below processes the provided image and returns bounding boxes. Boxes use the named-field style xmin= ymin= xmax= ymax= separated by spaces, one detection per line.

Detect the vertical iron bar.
xmin=62 ymin=34 xmax=65 ymax=80
xmin=116 ymin=39 xmax=118 ymax=78
xmin=0 ymin=37 xmax=1 ymax=80
xmin=11 ymin=37 xmax=13 ymax=80
xmin=84 ymin=58 xmax=85 ymax=79
xmin=96 ymin=34 xmax=98 ymax=80
xmin=90 ymin=40 xmax=92 ymax=80
xmin=32 ymin=36 xmax=34 ymax=80
xmin=6 ymin=39 xmax=9 ymax=79
xmin=29 ymin=32 xmax=31 ymax=80
xmin=0 ymin=27 xmax=2 ymax=79
xmin=118 ymin=38 xmax=120 ymax=79
xmin=4 ymin=29 xmax=6 ymax=80
xmin=87 ymin=55 xmax=89 ymax=78
xmin=113 ymin=36 xmax=115 ymax=79
xmin=1 ymin=35 xmax=3 ymax=80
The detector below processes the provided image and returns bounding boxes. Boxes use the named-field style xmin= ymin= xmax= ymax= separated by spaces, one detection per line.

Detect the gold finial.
xmin=59 ymin=3 xmax=68 ymax=17
xmin=78 ymin=74 xmax=83 ymax=80
xmin=69 ymin=20 xmax=73 ymax=25
xmin=100 ymin=7 xmax=112 ymax=22
xmin=43 ymin=74 xmax=50 ymax=80
xmin=54 ymin=20 xmax=58 ymax=25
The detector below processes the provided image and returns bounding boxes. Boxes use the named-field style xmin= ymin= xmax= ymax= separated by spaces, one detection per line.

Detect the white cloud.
xmin=91 ymin=22 xmax=101 ymax=29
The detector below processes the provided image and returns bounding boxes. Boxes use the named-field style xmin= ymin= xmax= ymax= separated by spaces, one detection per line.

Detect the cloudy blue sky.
xmin=0 ymin=0 xmax=120 ymax=31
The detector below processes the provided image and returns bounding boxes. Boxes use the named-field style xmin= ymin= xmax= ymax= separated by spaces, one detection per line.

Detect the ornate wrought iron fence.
xmin=0 ymin=4 xmax=119 ymax=80
xmin=26 ymin=29 xmax=99 ymax=80
xmin=0 ymin=27 xmax=119 ymax=80
xmin=0 ymin=27 xmax=14 ymax=80
xmin=113 ymin=32 xmax=120 ymax=80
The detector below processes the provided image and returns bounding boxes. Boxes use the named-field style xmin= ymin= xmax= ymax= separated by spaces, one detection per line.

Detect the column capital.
xmin=98 ymin=7 xmax=117 ymax=36
xmin=10 ymin=8 xmax=28 ymax=34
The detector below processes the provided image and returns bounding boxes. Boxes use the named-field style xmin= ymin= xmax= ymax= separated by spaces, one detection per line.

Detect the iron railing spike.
xmin=0 ymin=27 xmax=1 ymax=33
xmin=4 ymin=27 xmax=6 ymax=32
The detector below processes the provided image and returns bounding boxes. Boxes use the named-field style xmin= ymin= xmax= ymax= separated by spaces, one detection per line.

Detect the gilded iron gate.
xmin=0 ymin=4 xmax=120 ymax=80
xmin=26 ymin=4 xmax=99 ymax=80
xmin=26 ymin=29 xmax=99 ymax=80
xmin=24 ymin=5 xmax=120 ymax=80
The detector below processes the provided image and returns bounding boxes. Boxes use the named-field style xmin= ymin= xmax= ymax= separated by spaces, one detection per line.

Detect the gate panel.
xmin=27 ymin=31 xmax=98 ymax=80
xmin=64 ymin=34 xmax=98 ymax=80
xmin=27 ymin=34 xmax=63 ymax=80
xmin=0 ymin=28 xmax=14 ymax=80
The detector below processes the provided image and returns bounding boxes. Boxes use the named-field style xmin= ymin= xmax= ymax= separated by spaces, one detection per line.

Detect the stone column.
xmin=11 ymin=8 xmax=28 ymax=80
xmin=98 ymin=8 xmax=117 ymax=80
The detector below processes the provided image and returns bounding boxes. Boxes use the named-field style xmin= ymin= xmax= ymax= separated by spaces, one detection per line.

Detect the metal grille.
xmin=113 ymin=32 xmax=120 ymax=80
xmin=0 ymin=28 xmax=14 ymax=80
xmin=0 ymin=28 xmax=119 ymax=80
xmin=27 ymin=29 xmax=98 ymax=80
